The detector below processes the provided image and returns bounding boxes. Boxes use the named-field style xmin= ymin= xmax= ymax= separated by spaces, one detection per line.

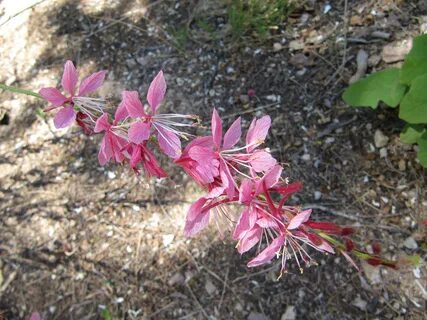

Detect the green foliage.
xmin=101 ymin=308 xmax=113 ymax=320
xmin=170 ymin=26 xmax=189 ymax=50
xmin=342 ymin=68 xmax=406 ymax=108
xmin=417 ymin=132 xmax=427 ymax=167
xmin=227 ymin=0 xmax=295 ymax=39
xmin=399 ymin=74 xmax=427 ymax=123
xmin=400 ymin=34 xmax=427 ymax=85
xmin=343 ymin=34 xmax=427 ymax=168
xmin=400 ymin=124 xmax=425 ymax=144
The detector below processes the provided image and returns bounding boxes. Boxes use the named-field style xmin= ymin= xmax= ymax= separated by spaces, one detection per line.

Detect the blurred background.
xmin=0 ymin=0 xmax=425 ymax=319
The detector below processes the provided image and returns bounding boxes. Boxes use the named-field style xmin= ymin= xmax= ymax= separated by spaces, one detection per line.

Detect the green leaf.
xmin=400 ymin=124 xmax=425 ymax=144
xmin=343 ymin=68 xmax=407 ymax=109
xmin=417 ymin=132 xmax=427 ymax=167
xmin=399 ymin=74 xmax=427 ymax=123
xmin=401 ymin=34 xmax=427 ymax=85
xmin=101 ymin=308 xmax=113 ymax=320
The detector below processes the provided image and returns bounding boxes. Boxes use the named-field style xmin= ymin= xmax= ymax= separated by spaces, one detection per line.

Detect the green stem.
xmin=0 ymin=83 xmax=42 ymax=99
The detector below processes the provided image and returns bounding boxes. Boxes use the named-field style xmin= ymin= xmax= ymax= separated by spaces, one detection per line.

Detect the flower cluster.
xmin=39 ymin=61 xmax=397 ymax=274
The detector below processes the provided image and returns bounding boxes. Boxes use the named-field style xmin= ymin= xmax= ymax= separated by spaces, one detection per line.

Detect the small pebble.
xmin=273 ymin=43 xmax=283 ymax=51
xmin=281 ymin=306 xmax=296 ymax=320
xmin=352 ymin=296 xmax=367 ymax=311
xmin=374 ymin=130 xmax=389 ymax=148
xmin=301 ymin=154 xmax=311 ymax=161
xmin=403 ymin=237 xmax=418 ymax=250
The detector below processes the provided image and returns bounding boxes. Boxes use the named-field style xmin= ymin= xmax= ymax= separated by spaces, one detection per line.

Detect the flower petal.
xmin=78 ymin=70 xmax=107 ymax=96
xmin=287 ymin=209 xmax=312 ymax=230
xmin=94 ymin=113 xmax=110 ymax=133
xmin=122 ymin=91 xmax=145 ymax=118
xmin=98 ymin=135 xmax=112 ymax=165
xmin=246 ymin=115 xmax=271 ymax=152
xmin=341 ymin=250 xmax=358 ymax=270
xmin=184 ymin=197 xmax=210 ymax=237
xmin=237 ymin=226 xmax=262 ymax=254
xmin=211 ymin=108 xmax=222 ymax=148
xmin=233 ymin=207 xmax=257 ymax=240
xmin=128 ymin=121 xmax=151 ymax=144
xmin=239 ymin=179 xmax=254 ymax=204
xmin=39 ymin=87 xmax=67 ymax=106
xmin=147 ymin=70 xmax=166 ymax=113
xmin=61 ymin=60 xmax=78 ymax=95
xmin=156 ymin=125 xmax=181 ymax=159
xmin=53 ymin=107 xmax=76 ymax=128
xmin=249 ymin=150 xmax=277 ymax=172
xmin=247 ymin=235 xmax=285 ymax=267
xmin=183 ymin=136 xmax=213 ymax=153
xmin=142 ymin=145 xmax=168 ymax=178
xmin=255 ymin=164 xmax=282 ymax=194
xmin=223 ymin=117 xmax=241 ymax=149
xmin=220 ymin=159 xmax=236 ymax=199
xmin=206 ymin=186 xmax=225 ymax=199
xmin=114 ymin=101 xmax=128 ymax=122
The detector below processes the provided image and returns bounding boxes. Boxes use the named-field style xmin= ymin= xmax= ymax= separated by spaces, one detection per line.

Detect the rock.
xmin=379 ymin=147 xmax=388 ymax=158
xmin=362 ymin=261 xmax=382 ymax=285
xmin=368 ymin=54 xmax=381 ymax=67
xmin=349 ymin=49 xmax=369 ymax=84
xmin=352 ymin=296 xmax=367 ymax=311
xmin=162 ymin=234 xmax=174 ymax=247
xmin=323 ymin=4 xmax=332 ymax=14
xmin=226 ymin=66 xmax=235 ymax=74
xmin=247 ymin=312 xmax=270 ymax=320
xmin=301 ymin=154 xmax=311 ymax=161
xmin=350 ymin=15 xmax=363 ymax=26
xmin=382 ymin=39 xmax=413 ymax=63
xmin=314 ymin=191 xmax=322 ymax=200
xmin=289 ymin=53 xmax=310 ymax=69
xmin=371 ymin=31 xmax=391 ymax=40
xmin=374 ymin=130 xmax=389 ymax=148
xmin=126 ymin=58 xmax=136 ymax=68
xmin=205 ymin=279 xmax=217 ymax=295
xmin=296 ymin=68 xmax=307 ymax=76
xmin=266 ymin=95 xmax=278 ymax=102
xmin=281 ymin=306 xmax=296 ymax=320
xmin=273 ymin=43 xmax=283 ymax=52
xmin=168 ymin=272 xmax=185 ymax=286
xmin=403 ymin=237 xmax=418 ymax=250
xmin=398 ymin=159 xmax=406 ymax=171
xmin=234 ymin=302 xmax=244 ymax=312
xmin=289 ymin=40 xmax=304 ymax=51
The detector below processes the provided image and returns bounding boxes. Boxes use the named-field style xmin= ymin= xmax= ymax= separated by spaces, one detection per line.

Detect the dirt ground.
xmin=0 ymin=0 xmax=426 ymax=319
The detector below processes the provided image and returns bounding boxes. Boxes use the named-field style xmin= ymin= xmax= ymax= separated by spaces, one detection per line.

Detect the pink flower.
xmin=39 ymin=60 xmax=106 ymax=129
xmin=123 ymin=71 xmax=185 ymax=159
xmin=129 ymin=142 xmax=167 ymax=178
xmin=175 ymin=136 xmax=217 ymax=185
xmin=94 ymin=113 xmax=127 ymax=165
xmin=247 ymin=235 xmax=285 ymax=267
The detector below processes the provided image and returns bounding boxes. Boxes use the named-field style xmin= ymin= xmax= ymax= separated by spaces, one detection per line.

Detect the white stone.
xmin=403 ymin=237 xmax=418 ymax=250
xmin=281 ymin=306 xmax=296 ymax=320
xmin=352 ymin=296 xmax=367 ymax=311
xmin=374 ymin=130 xmax=389 ymax=148
xmin=301 ymin=154 xmax=311 ymax=161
